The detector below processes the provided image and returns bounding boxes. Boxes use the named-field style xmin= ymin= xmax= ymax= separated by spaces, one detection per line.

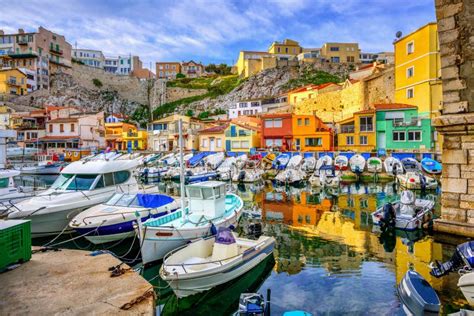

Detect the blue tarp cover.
xmin=361 ymin=152 xmax=371 ymax=160
xmin=338 ymin=152 xmax=355 ymax=159
xmin=319 ymin=152 xmax=334 ymax=158
xmin=422 ymin=153 xmax=433 ymax=159
xmin=303 ymin=152 xmax=314 ymax=158
xmin=392 ymin=152 xmax=416 ymax=160
xmin=137 ymin=194 xmax=174 ymax=208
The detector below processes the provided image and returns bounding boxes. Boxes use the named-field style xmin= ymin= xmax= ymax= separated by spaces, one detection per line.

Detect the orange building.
xmin=292 ymin=114 xmax=333 ymax=151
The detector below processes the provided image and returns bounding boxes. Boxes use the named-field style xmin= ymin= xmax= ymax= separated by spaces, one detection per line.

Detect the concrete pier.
xmin=0 ymin=247 xmax=155 ymax=315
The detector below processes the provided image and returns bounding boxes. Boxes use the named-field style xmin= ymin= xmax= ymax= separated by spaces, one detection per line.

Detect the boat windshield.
xmin=105 ymin=193 xmax=139 ymax=207
xmin=51 ymin=173 xmax=100 ymax=191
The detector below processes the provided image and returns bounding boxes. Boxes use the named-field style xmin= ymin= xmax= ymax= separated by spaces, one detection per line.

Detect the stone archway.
xmin=434 ymin=0 xmax=474 ymax=237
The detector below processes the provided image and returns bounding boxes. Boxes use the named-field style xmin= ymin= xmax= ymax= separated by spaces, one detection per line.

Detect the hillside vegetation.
xmin=282 ymin=68 xmax=342 ymax=91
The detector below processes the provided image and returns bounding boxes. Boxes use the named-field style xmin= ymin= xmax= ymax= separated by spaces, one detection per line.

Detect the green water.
xmin=28 ymin=176 xmax=471 ymax=315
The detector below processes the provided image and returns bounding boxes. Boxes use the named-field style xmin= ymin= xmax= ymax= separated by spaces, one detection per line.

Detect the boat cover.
xmin=215 ymin=227 xmax=236 ymax=245
xmin=137 ymin=194 xmax=174 ymax=208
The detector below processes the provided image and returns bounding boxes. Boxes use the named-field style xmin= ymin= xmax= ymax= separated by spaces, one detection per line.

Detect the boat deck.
xmin=0 ymin=247 xmax=155 ymax=315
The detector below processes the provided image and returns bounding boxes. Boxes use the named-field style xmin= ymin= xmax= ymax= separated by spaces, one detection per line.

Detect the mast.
xmin=178 ymin=119 xmax=186 ymax=220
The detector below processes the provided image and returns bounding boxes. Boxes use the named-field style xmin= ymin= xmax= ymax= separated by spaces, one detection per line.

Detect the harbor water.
xmin=22 ymin=175 xmax=471 ymax=315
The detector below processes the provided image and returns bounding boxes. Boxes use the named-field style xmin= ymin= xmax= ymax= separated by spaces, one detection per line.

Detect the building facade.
xmin=320 ymin=42 xmax=360 ymax=64
xmin=156 ymin=62 xmax=181 ymax=79
xmin=337 ymin=109 xmax=376 ymax=151
xmin=229 ymin=99 xmax=262 ymax=119
xmin=288 ymin=83 xmax=340 ymax=106
xmin=105 ymin=122 xmax=147 ymax=151
xmin=224 ymin=117 xmax=261 ymax=152
xmin=292 ymin=114 xmax=333 ymax=152
xmin=261 ymin=113 xmax=293 ymax=151
xmin=0 ymin=68 xmax=27 ymax=97
xmin=72 ymin=49 xmax=105 ymax=68
xmin=268 ymin=39 xmax=302 ymax=56
xmin=181 ymin=60 xmax=205 ymax=78
xmin=198 ymin=123 xmax=228 ymax=152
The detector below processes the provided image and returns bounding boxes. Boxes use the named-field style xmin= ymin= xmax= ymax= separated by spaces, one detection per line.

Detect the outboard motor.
xmin=245 ymin=222 xmax=263 ymax=239
xmin=430 ymin=241 xmax=474 ymax=277
xmin=380 ymin=202 xmax=396 ymax=230
xmin=418 ymin=172 xmax=427 ymax=192
xmin=238 ymin=170 xmax=246 ymax=182
xmin=400 ymin=190 xmax=416 ymax=217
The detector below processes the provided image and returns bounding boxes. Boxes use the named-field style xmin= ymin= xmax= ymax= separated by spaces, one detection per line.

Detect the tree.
xmin=205 ymin=63 xmax=232 ymax=75
xmin=176 ymin=73 xmax=185 ymax=79
xmin=185 ymin=109 xmax=194 ymax=117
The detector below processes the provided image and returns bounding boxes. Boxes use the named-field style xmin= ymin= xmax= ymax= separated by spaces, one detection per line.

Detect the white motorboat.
xmin=232 ymin=165 xmax=264 ymax=183
xmin=371 ymin=190 xmax=435 ymax=231
xmin=235 ymin=154 xmax=248 ymax=170
xmin=319 ymin=165 xmax=340 ymax=188
xmin=349 ymin=154 xmax=366 ymax=173
xmin=217 ymin=157 xmax=237 ymax=181
xmin=205 ymin=152 xmax=225 ymax=170
xmin=334 ymin=155 xmax=349 ymax=171
xmin=401 ymin=157 xmax=421 ymax=172
xmin=160 ymin=227 xmax=275 ymax=298
xmin=16 ymin=154 xmax=65 ymax=175
xmin=315 ymin=155 xmax=333 ymax=176
xmin=397 ymin=171 xmax=438 ymax=190
xmin=367 ymin=157 xmax=383 ymax=173
xmin=273 ymin=153 xmax=291 ymax=170
xmin=300 ymin=157 xmax=316 ymax=173
xmin=137 ymin=181 xmax=244 ymax=264
xmin=287 ymin=154 xmax=303 ymax=169
xmin=69 ymin=190 xmax=180 ymax=244
xmin=384 ymin=157 xmax=403 ymax=175
xmin=0 ymin=170 xmax=38 ymax=208
xmin=7 ymin=158 xmax=141 ymax=237
xmin=7 ymin=147 xmax=39 ymax=158
xmin=274 ymin=169 xmax=306 ymax=186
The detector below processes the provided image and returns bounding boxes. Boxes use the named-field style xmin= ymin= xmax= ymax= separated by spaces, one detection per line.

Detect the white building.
xmin=359 ymin=52 xmax=394 ymax=64
xmin=18 ymin=67 xmax=37 ymax=92
xmin=229 ymin=100 xmax=263 ymax=119
xmin=73 ymin=49 xmax=105 ymax=68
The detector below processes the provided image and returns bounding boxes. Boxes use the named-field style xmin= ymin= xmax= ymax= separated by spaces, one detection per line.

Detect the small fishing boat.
xmin=430 ymin=241 xmax=474 ymax=277
xmin=366 ymin=157 xmax=382 ymax=173
xmin=246 ymin=154 xmax=262 ymax=169
xmin=318 ymin=165 xmax=340 ymax=188
xmin=397 ymin=171 xmax=438 ymax=190
xmin=458 ymin=272 xmax=474 ymax=306
xmin=69 ymin=192 xmax=179 ymax=244
xmin=160 ymin=227 xmax=275 ymax=298
xmin=261 ymin=153 xmax=276 ymax=170
xmin=421 ymin=158 xmax=442 ymax=175
xmin=183 ymin=170 xmax=219 ymax=184
xmin=300 ymin=157 xmax=316 ymax=173
xmin=187 ymin=152 xmax=212 ymax=168
xmin=334 ymin=155 xmax=349 ymax=171
xmin=17 ymin=159 xmax=64 ymax=175
xmin=274 ymin=169 xmax=306 ymax=186
xmin=137 ymin=181 xmax=244 ymax=264
xmin=0 ymin=170 xmax=38 ymax=208
xmin=398 ymin=270 xmax=440 ymax=315
xmin=232 ymin=165 xmax=264 ymax=183
xmin=349 ymin=154 xmax=366 ymax=173
xmin=205 ymin=152 xmax=225 ymax=170
xmin=273 ymin=153 xmax=290 ymax=170
xmin=287 ymin=154 xmax=303 ymax=169
xmin=315 ymin=155 xmax=332 ymax=171
xmin=384 ymin=157 xmax=403 ymax=175
xmin=217 ymin=157 xmax=237 ymax=181
xmin=401 ymin=157 xmax=421 ymax=172
xmin=236 ymin=154 xmax=249 ymax=170
xmin=371 ymin=190 xmax=435 ymax=231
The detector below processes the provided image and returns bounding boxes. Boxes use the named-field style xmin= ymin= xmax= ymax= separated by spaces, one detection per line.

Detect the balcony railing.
xmin=50 ymin=47 xmax=63 ymax=55
xmin=359 ymin=124 xmax=373 ymax=132
xmin=7 ymin=79 xmax=19 ymax=86
xmin=393 ymin=118 xmax=421 ymax=127
xmin=340 ymin=125 xmax=355 ymax=133
xmin=18 ymin=38 xmax=28 ymax=45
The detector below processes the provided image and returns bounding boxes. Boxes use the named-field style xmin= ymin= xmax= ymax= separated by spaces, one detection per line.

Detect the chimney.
xmin=18 ymin=28 xmax=24 ymax=34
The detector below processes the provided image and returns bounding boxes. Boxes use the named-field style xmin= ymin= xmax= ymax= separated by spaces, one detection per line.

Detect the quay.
xmin=0 ymin=247 xmax=155 ymax=315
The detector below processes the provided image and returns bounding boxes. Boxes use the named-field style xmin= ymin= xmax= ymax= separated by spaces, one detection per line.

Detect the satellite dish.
xmin=396 ymin=31 xmax=402 ymax=38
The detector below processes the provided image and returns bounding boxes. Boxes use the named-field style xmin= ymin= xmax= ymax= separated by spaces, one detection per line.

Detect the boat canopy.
xmin=137 ymin=194 xmax=174 ymax=208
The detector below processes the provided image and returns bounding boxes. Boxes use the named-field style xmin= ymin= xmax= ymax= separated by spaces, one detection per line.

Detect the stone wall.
xmin=364 ymin=67 xmax=395 ymax=106
xmin=166 ymin=87 xmax=208 ymax=103
xmin=434 ymin=0 xmax=474 ymax=237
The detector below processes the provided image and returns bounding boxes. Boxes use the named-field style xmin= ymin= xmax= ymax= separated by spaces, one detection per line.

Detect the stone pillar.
xmin=434 ymin=0 xmax=474 ymax=237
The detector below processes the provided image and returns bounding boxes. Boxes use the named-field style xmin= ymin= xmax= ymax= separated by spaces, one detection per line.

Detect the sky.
xmin=0 ymin=0 xmax=436 ymax=69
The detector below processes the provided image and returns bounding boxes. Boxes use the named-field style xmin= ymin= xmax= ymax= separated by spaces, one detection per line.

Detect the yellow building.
xmin=198 ymin=122 xmax=228 ymax=152
xmin=225 ymin=118 xmax=261 ymax=152
xmin=288 ymin=83 xmax=340 ymax=106
xmin=394 ymin=22 xmax=442 ymax=118
xmin=0 ymin=68 xmax=27 ymax=97
xmin=320 ymin=42 xmax=360 ymax=63
xmin=337 ymin=109 xmax=376 ymax=151
xmin=268 ymin=39 xmax=302 ymax=56
xmin=105 ymin=122 xmax=147 ymax=151
xmin=235 ymin=51 xmax=275 ymax=78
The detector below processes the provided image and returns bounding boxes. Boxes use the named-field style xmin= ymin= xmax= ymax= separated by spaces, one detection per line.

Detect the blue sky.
xmin=0 ymin=0 xmax=436 ymax=69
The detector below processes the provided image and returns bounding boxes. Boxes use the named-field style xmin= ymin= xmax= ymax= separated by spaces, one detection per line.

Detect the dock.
xmin=0 ymin=247 xmax=155 ymax=315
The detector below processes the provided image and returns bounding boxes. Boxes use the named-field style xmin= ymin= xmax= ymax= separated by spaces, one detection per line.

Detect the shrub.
xmin=176 ymin=73 xmax=186 ymax=79
xmin=92 ymin=78 xmax=103 ymax=88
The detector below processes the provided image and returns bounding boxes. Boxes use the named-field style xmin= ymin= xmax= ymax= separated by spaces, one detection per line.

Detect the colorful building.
xmin=181 ymin=60 xmax=205 ymax=78
xmin=224 ymin=117 xmax=261 ymax=152
xmin=261 ymin=113 xmax=293 ymax=151
xmin=0 ymin=68 xmax=27 ymax=96
xmin=375 ymin=103 xmax=432 ymax=151
xmin=147 ymin=114 xmax=203 ymax=152
xmin=337 ymin=109 xmax=376 ymax=151
xmin=292 ymin=114 xmax=333 ymax=151
xmin=287 ymin=83 xmax=340 ymax=106
xmin=155 ymin=62 xmax=181 ymax=79
xmin=268 ymin=39 xmax=302 ymax=56
xmin=394 ymin=23 xmax=442 ymax=118
xmin=198 ymin=122 xmax=228 ymax=152
xmin=320 ymin=42 xmax=360 ymax=64
xmin=105 ymin=122 xmax=147 ymax=151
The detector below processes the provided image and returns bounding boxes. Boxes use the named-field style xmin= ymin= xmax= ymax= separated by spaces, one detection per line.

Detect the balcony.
xmin=8 ymin=50 xmax=38 ymax=59
xmin=17 ymin=38 xmax=28 ymax=45
xmin=393 ymin=118 xmax=421 ymax=127
xmin=50 ymin=47 xmax=63 ymax=55
xmin=7 ymin=79 xmax=20 ymax=86
xmin=359 ymin=124 xmax=373 ymax=132
xmin=340 ymin=125 xmax=355 ymax=133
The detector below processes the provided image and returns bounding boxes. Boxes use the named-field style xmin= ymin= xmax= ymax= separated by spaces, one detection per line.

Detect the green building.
xmin=375 ymin=104 xmax=433 ymax=151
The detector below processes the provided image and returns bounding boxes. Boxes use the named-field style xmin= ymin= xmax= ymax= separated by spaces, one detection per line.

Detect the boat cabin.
xmin=185 ymin=181 xmax=226 ymax=218
xmin=0 ymin=170 xmax=20 ymax=192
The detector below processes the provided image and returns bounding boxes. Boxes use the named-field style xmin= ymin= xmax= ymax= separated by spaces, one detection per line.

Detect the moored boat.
xmin=397 ymin=270 xmax=440 ymax=315
xmin=160 ymin=227 xmax=275 ymax=298
xmin=366 ymin=157 xmax=382 ymax=173
xmin=300 ymin=157 xmax=316 ymax=173
xmin=334 ymin=155 xmax=349 ymax=171
xmin=384 ymin=157 xmax=403 ymax=175
xmin=274 ymin=169 xmax=306 ymax=186
xmin=287 ymin=154 xmax=303 ymax=169
xmin=401 ymin=157 xmax=421 ymax=172
xmin=261 ymin=153 xmax=276 ymax=170
xmin=273 ymin=153 xmax=290 ymax=170
xmin=421 ymin=158 xmax=442 ymax=175
xmin=349 ymin=154 xmax=366 ymax=173
xmin=397 ymin=171 xmax=438 ymax=190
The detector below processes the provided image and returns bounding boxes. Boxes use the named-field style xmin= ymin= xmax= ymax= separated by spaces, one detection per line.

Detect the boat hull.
xmin=458 ymin=272 xmax=474 ymax=306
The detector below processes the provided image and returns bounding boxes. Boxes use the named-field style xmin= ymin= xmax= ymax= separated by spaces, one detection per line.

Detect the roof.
xmin=288 ymin=82 xmax=337 ymax=94
xmin=373 ymin=103 xmax=418 ymax=111
xmin=393 ymin=22 xmax=437 ymax=44
xmin=105 ymin=122 xmax=136 ymax=128
xmin=108 ymin=113 xmax=128 ymax=119
xmin=232 ymin=122 xmax=260 ymax=132
xmin=39 ymin=135 xmax=80 ymax=140
xmin=261 ymin=113 xmax=292 ymax=119
xmin=353 ymin=109 xmax=376 ymax=115
xmin=198 ymin=123 xmax=229 ymax=134
xmin=47 ymin=118 xmax=78 ymax=123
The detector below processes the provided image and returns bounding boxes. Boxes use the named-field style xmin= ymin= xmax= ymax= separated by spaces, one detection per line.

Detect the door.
xmin=209 ymin=138 xmax=215 ymax=151
xmin=226 ymin=140 xmax=231 ymax=151
xmin=377 ymin=132 xmax=386 ymax=149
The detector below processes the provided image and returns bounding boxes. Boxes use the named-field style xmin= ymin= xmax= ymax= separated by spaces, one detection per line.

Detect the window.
xmin=331 ymin=57 xmax=340 ymax=63
xmin=264 ymin=118 xmax=282 ymax=128
xmin=103 ymin=173 xmax=114 ymax=186
xmin=217 ymin=138 xmax=222 ymax=148
xmin=304 ymin=118 xmax=310 ymax=126
xmin=285 ymin=47 xmax=288 ymax=53
xmin=70 ymin=123 xmax=75 ymax=132
xmin=48 ymin=124 xmax=52 ymax=133
xmin=67 ymin=174 xmax=98 ymax=191
xmin=406 ymin=66 xmax=414 ymax=78
xmin=346 ymin=136 xmax=354 ymax=145
xmin=407 ymin=41 xmax=414 ymax=54
xmin=241 ymin=141 xmax=249 ymax=148
xmin=393 ymin=131 xmax=406 ymax=141
xmin=265 ymin=139 xmax=282 ymax=147
xmin=202 ymin=138 xmax=208 ymax=147
xmin=297 ymin=118 xmax=302 ymax=126
xmin=347 ymin=56 xmax=355 ymax=62
xmin=408 ymin=130 xmax=422 ymax=141
xmin=360 ymin=135 xmax=368 ymax=145
xmin=305 ymin=137 xmax=322 ymax=147
xmin=359 ymin=116 xmax=373 ymax=132
xmin=113 ymin=171 xmax=131 ymax=185
xmin=406 ymin=88 xmax=414 ymax=99
xmin=330 ymin=47 xmax=339 ymax=51
xmin=232 ymin=140 xmax=241 ymax=148
xmin=59 ymin=124 xmax=64 ymax=132
xmin=277 ymin=47 xmax=281 ymax=53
